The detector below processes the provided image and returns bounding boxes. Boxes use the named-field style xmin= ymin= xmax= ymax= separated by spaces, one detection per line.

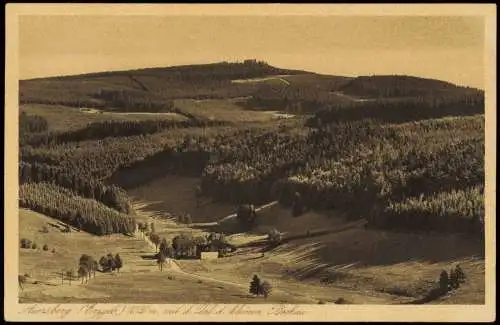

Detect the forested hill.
xmin=19 ymin=60 xmax=309 ymax=108
xmin=19 ymin=60 xmax=482 ymax=115
xmin=22 ymin=60 xmax=307 ymax=82
xmin=338 ymin=75 xmax=482 ymax=99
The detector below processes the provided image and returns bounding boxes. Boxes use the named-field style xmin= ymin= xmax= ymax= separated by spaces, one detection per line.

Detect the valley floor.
xmin=18 ymin=175 xmax=485 ymax=304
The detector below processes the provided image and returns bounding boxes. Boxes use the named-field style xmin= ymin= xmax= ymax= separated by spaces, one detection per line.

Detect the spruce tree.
xmin=115 ymin=254 xmax=123 ymax=272
xmin=439 ymin=270 xmax=450 ymax=294
xmin=249 ymin=275 xmax=261 ymax=296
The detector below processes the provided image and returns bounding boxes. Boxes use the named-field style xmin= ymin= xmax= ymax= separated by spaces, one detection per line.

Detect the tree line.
xmin=19 ymin=161 xmax=134 ymax=214
xmin=20 ymin=182 xmax=136 ymax=235
xmin=20 ymin=118 xmax=229 ymax=147
xmin=307 ymin=92 xmax=484 ymax=125
xmin=94 ymin=89 xmax=174 ymax=113
xmin=337 ymin=75 xmax=477 ymax=98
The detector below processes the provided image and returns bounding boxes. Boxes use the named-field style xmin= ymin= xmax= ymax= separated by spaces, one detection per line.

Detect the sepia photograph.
xmin=4 ymin=3 xmax=496 ymax=322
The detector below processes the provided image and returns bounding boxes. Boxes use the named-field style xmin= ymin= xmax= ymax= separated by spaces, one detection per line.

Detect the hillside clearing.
xmin=173 ymin=98 xmax=296 ymax=122
xmin=21 ymin=104 xmax=187 ymax=132
xmin=231 ymin=75 xmax=294 ymax=85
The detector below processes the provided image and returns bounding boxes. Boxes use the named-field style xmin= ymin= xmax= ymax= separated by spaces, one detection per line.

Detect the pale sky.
xmin=19 ymin=15 xmax=485 ymax=88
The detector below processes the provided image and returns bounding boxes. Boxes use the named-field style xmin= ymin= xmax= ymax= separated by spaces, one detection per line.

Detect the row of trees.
xmin=63 ymin=254 xmax=123 ymax=285
xmin=99 ymin=253 xmax=123 ymax=273
xmin=19 ymin=238 xmax=48 ymax=250
xmin=19 ymin=182 xmax=136 ymax=235
xmin=94 ymin=89 xmax=174 ymax=113
xmin=20 ymin=118 xmax=229 ymax=147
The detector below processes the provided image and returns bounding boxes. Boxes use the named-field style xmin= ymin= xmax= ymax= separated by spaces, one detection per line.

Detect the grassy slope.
xmin=128 ymin=175 xmax=236 ymax=224
xmin=125 ymin=175 xmax=486 ymax=304
xmin=18 ymin=172 xmax=484 ymax=304
xmin=21 ymin=104 xmax=187 ymax=132
xmin=172 ymin=98 xmax=297 ymax=122
xmin=18 ymin=209 xmax=315 ymax=304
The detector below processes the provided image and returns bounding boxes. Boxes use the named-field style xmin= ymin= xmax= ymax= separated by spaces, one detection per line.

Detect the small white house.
xmin=200 ymin=252 xmax=219 ymax=260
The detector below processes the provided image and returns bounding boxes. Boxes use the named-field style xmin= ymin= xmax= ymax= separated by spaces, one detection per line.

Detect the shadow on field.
xmin=127 ymin=175 xmax=236 ymax=224
xmin=260 ymin=228 xmax=484 ymax=282
xmin=140 ymin=254 xmax=158 ymax=260
xmin=231 ymin=294 xmax=257 ymax=299
xmin=190 ymin=219 xmax=272 ymax=237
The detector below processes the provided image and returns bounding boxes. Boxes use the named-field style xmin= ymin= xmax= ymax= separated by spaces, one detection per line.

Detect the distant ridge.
xmin=339 ymin=75 xmax=482 ymax=98
xmin=19 ymin=61 xmax=482 ymax=114
xmin=21 ymin=60 xmax=309 ymax=82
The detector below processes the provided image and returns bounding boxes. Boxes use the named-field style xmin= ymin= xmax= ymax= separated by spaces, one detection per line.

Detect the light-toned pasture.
xmin=173 ymin=98 xmax=296 ymax=122
xmin=21 ymin=104 xmax=188 ymax=132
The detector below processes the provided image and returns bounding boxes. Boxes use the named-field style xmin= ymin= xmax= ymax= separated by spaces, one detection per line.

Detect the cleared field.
xmin=231 ymin=75 xmax=293 ymax=85
xmin=21 ymin=104 xmax=187 ymax=132
xmin=173 ymin=98 xmax=296 ymax=122
xmin=128 ymin=175 xmax=237 ymax=224
xmin=249 ymin=204 xmax=347 ymax=236
xmin=19 ymin=269 xmax=314 ymax=304
xmin=18 ymin=208 xmax=332 ymax=304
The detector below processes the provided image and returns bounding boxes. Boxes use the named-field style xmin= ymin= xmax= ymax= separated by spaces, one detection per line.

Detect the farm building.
xmin=200 ymin=252 xmax=219 ymax=260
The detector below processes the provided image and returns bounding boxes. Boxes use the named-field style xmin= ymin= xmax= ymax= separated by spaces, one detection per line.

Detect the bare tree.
xmin=260 ymin=281 xmax=272 ymax=299
xmin=66 ymin=270 xmax=75 ymax=285
xmin=78 ymin=265 xmax=89 ymax=284
xmin=157 ymin=252 xmax=166 ymax=272
xmin=150 ymin=233 xmax=160 ymax=252
xmin=92 ymin=260 xmax=98 ymax=278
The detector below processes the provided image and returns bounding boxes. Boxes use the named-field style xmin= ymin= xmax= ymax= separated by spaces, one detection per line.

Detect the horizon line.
xmin=19 ymin=59 xmax=484 ymax=90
